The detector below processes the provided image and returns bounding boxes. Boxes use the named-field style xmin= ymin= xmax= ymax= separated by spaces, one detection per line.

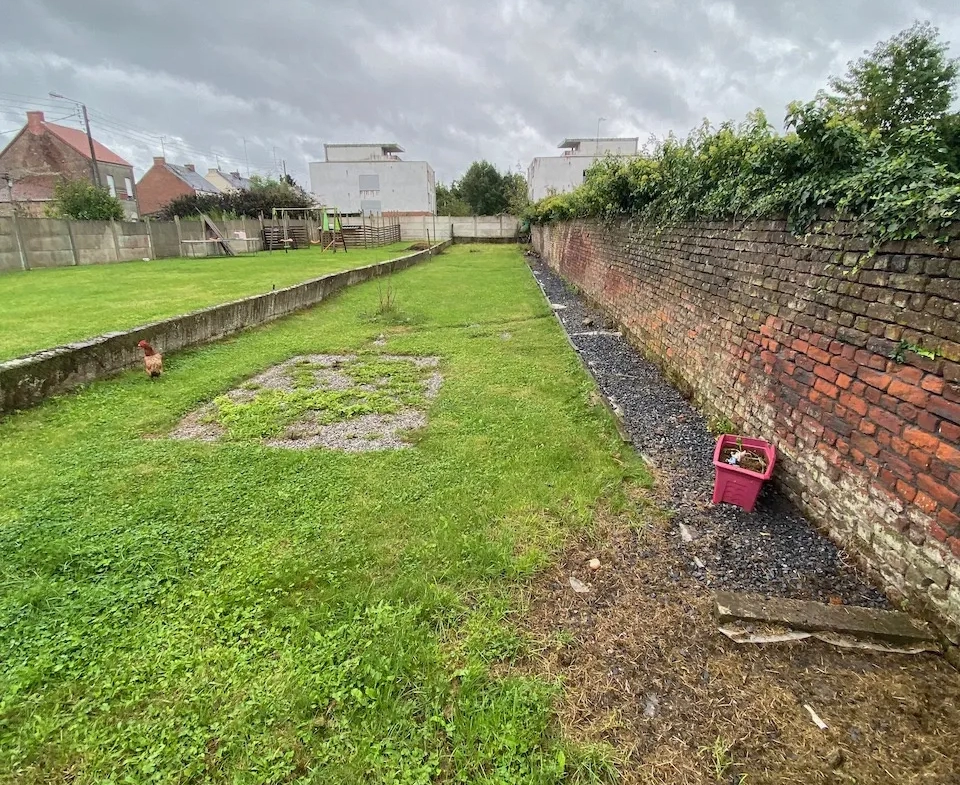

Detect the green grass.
xmin=0 ymin=245 xmax=646 ymax=784
xmin=0 ymin=242 xmax=413 ymax=361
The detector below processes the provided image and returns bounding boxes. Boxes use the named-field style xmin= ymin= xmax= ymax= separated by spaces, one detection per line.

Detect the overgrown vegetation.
xmin=158 ymin=174 xmax=313 ymax=219
xmin=46 ymin=179 xmax=124 ymax=221
xmin=527 ymin=23 xmax=960 ymax=248
xmin=0 ymin=245 xmax=639 ymax=783
xmin=438 ymin=161 xmax=529 ymax=216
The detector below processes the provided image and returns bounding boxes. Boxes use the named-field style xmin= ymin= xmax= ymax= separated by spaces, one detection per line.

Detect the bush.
xmin=527 ymin=24 xmax=960 ymax=248
xmin=528 ymin=101 xmax=960 ymax=247
xmin=158 ymin=175 xmax=313 ymax=220
xmin=47 ymin=179 xmax=124 ymax=221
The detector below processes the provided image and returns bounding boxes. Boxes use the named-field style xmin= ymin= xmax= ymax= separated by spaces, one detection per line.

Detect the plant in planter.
xmin=712 ymin=435 xmax=776 ymax=512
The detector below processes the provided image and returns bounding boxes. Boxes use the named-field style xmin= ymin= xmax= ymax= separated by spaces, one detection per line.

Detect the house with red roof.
xmin=0 ymin=110 xmax=140 ymax=219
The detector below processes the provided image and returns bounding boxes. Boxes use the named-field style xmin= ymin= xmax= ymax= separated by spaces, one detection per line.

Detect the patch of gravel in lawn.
xmin=169 ymin=405 xmax=223 ymax=442
xmin=168 ymin=353 xmax=439 ymax=452
xmin=527 ymin=253 xmax=888 ymax=608
xmin=266 ymin=409 xmax=427 ymax=452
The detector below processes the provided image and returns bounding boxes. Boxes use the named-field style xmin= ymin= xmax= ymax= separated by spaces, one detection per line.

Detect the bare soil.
xmin=514 ymin=485 xmax=960 ymax=785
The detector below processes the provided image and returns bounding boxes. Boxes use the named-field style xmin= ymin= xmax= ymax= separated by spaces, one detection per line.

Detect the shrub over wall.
xmin=528 ymin=104 xmax=960 ymax=249
xmin=527 ymin=24 xmax=960 ymax=250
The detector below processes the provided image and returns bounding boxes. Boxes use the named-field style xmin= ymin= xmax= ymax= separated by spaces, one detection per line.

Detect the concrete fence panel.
xmin=0 ymin=217 xmax=21 ymax=272
xmin=19 ymin=218 xmax=75 ymax=268
xmin=70 ymin=220 xmax=119 ymax=265
xmin=115 ymin=222 xmax=152 ymax=261
xmin=150 ymin=222 xmax=180 ymax=259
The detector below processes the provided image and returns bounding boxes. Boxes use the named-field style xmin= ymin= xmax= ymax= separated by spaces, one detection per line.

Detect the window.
xmin=358 ymin=174 xmax=380 ymax=191
xmin=124 ymin=177 xmax=133 ymax=198
xmin=360 ymin=199 xmax=382 ymax=215
xmin=106 ymin=174 xmax=116 ymax=197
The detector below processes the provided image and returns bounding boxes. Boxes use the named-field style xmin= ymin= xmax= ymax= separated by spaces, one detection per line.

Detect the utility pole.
xmin=243 ymin=137 xmax=250 ymax=176
xmin=3 ymin=173 xmax=28 ymax=271
xmin=50 ymin=93 xmax=100 ymax=186
xmin=282 ymin=159 xmax=287 ymax=179
xmin=596 ymin=116 xmax=606 ymax=156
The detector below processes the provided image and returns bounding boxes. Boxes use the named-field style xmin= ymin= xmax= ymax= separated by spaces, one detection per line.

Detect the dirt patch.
xmin=514 ymin=488 xmax=960 ymax=784
xmin=168 ymin=353 xmax=441 ymax=451
xmin=406 ymin=242 xmax=431 ymax=251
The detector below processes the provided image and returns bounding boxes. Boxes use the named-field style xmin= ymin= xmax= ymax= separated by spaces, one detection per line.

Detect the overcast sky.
xmin=2 ymin=0 xmax=959 ymax=189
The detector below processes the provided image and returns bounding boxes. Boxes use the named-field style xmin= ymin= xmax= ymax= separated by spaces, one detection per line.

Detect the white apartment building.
xmin=527 ymin=137 xmax=639 ymax=202
xmin=309 ymin=143 xmax=436 ymax=215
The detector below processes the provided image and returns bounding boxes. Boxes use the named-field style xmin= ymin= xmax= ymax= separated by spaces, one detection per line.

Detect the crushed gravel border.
xmin=527 ymin=252 xmax=889 ymax=608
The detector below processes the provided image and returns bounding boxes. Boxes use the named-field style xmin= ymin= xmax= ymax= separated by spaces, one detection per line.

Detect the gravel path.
xmin=528 ymin=253 xmax=889 ymax=608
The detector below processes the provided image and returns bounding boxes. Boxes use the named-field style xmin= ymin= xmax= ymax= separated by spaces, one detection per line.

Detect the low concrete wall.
xmin=0 ymin=216 xmax=515 ymax=269
xmin=398 ymin=215 xmax=519 ymax=242
xmin=0 ymin=241 xmax=450 ymax=415
xmin=0 ymin=216 xmax=268 ymax=270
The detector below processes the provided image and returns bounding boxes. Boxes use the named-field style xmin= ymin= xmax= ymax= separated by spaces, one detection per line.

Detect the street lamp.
xmin=596 ymin=117 xmax=606 ymax=156
xmin=49 ymin=92 xmax=100 ymax=186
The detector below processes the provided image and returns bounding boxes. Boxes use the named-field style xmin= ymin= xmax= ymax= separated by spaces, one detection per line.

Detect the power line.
xmin=86 ymin=110 xmax=278 ymax=170
xmin=0 ymin=90 xmax=66 ymax=105
xmin=0 ymin=92 xmax=296 ymax=179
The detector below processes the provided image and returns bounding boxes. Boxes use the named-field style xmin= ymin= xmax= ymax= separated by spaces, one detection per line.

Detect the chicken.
xmin=137 ymin=340 xmax=163 ymax=378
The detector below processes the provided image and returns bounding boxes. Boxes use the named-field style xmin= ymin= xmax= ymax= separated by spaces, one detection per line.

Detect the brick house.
xmin=0 ymin=110 xmax=140 ymax=219
xmin=136 ymin=157 xmax=221 ymax=216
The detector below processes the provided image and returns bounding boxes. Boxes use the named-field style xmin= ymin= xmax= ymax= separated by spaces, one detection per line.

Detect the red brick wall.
xmin=534 ymin=219 xmax=960 ymax=647
xmin=136 ymin=164 xmax=194 ymax=217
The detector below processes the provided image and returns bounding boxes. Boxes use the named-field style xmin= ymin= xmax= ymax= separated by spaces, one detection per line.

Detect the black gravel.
xmin=527 ymin=253 xmax=889 ymax=608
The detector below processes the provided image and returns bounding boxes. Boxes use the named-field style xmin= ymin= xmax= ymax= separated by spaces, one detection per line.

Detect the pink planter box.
xmin=712 ymin=435 xmax=776 ymax=512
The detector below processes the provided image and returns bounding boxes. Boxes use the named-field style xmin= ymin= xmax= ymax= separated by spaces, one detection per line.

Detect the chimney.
xmin=153 ymin=156 xmax=166 ymax=166
xmin=184 ymin=163 xmax=195 ymax=172
xmin=26 ymin=111 xmax=45 ymax=133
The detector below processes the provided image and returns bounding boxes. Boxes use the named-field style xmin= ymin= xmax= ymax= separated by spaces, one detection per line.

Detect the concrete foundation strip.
xmin=715 ymin=591 xmax=939 ymax=652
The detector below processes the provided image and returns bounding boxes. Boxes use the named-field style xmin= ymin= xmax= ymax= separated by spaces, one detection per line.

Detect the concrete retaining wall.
xmin=0 ymin=241 xmax=450 ymax=414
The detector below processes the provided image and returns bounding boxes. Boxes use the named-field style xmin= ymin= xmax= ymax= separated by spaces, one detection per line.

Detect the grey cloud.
xmin=1 ymin=0 xmax=958 ymax=186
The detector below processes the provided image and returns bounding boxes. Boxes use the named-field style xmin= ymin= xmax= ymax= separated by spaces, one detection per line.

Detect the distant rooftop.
xmin=558 ymin=137 xmax=639 ymax=149
xmin=325 ymin=142 xmax=405 ymax=154
xmin=153 ymin=158 xmax=219 ymax=194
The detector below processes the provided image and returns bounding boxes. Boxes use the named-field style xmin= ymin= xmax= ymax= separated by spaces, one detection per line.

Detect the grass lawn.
xmin=0 ymin=245 xmax=644 ymax=783
xmin=0 ymin=242 xmax=413 ymax=361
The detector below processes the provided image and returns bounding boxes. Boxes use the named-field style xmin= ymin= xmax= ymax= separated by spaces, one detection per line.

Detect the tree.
xmin=829 ymin=21 xmax=959 ymax=132
xmin=502 ymin=172 xmax=530 ymax=216
xmin=435 ymin=182 xmax=471 ymax=216
xmin=457 ymin=161 xmax=509 ymax=214
xmin=47 ymin=179 xmax=124 ymax=221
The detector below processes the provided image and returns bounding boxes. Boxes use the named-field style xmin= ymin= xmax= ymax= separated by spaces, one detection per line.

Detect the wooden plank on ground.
xmin=714 ymin=591 xmax=937 ymax=646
